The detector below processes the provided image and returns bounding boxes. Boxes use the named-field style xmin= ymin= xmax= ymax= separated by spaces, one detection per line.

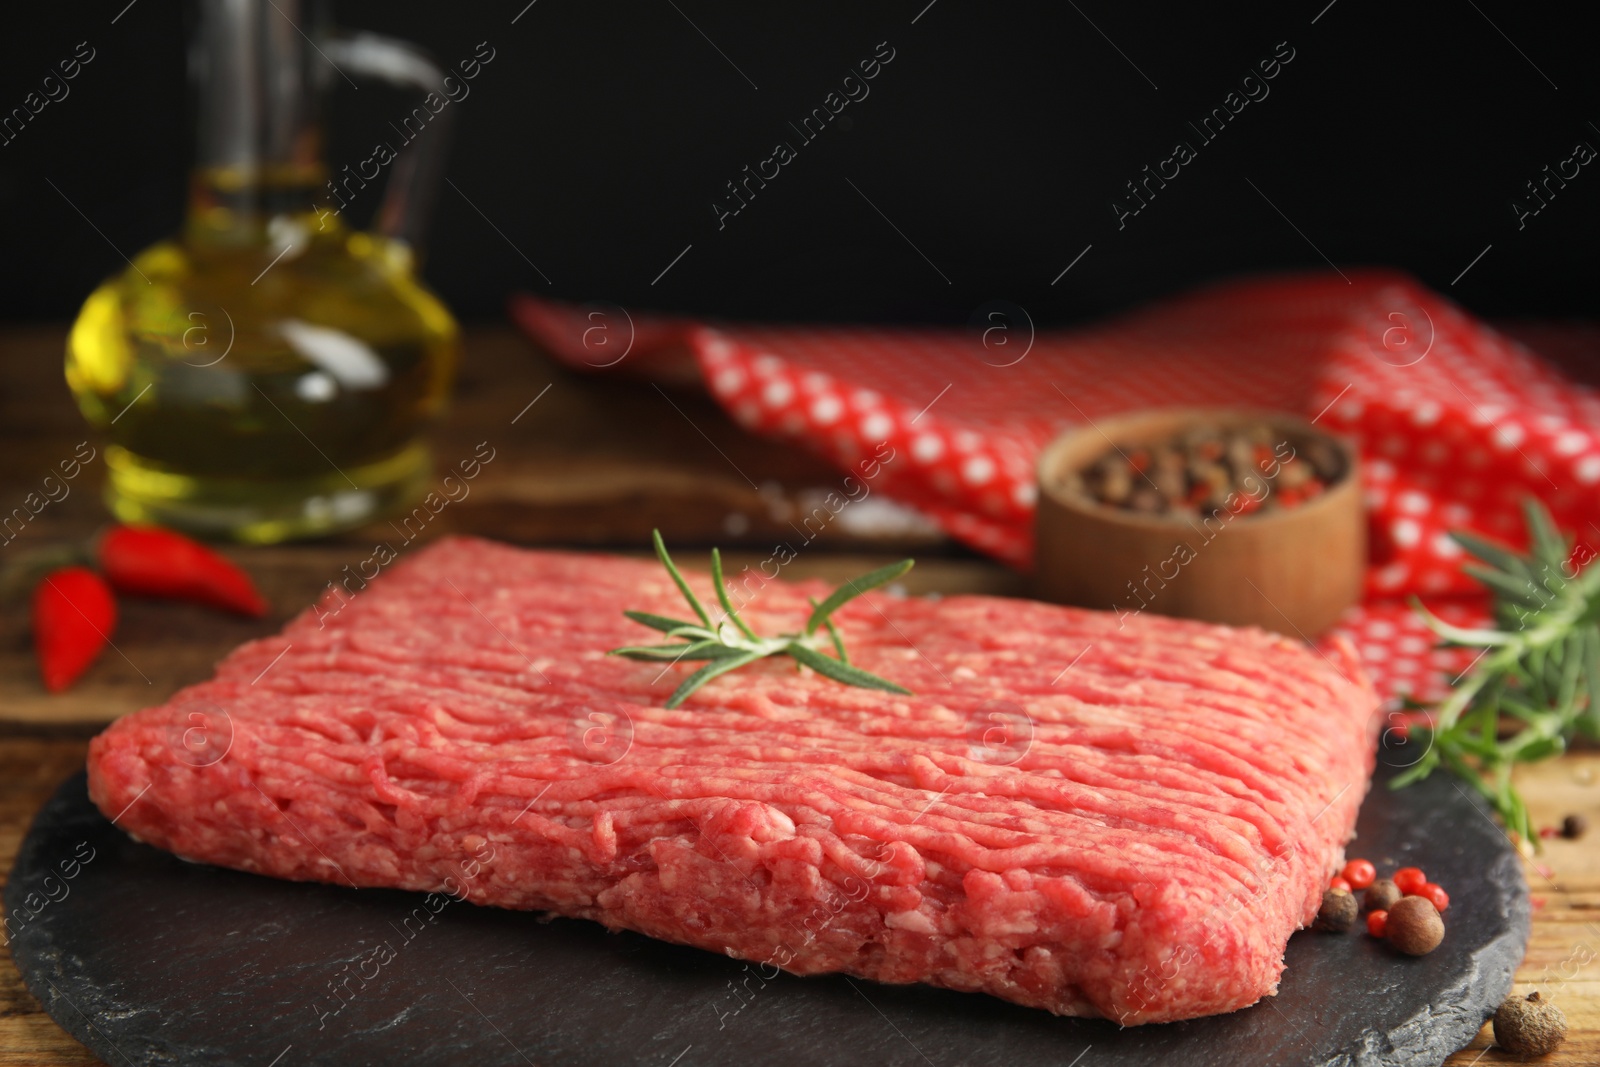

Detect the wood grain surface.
xmin=1 ymin=326 xmax=1595 ymax=1064
xmin=0 ymin=324 xmax=967 ymax=728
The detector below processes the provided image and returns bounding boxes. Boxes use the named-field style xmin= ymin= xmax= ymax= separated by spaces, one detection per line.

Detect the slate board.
xmin=7 ymin=758 xmax=1529 ymax=1067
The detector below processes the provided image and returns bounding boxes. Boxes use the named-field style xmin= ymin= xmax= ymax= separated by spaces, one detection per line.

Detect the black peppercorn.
xmin=1363 ymin=878 xmax=1402 ymax=913
xmin=1313 ymin=887 xmax=1357 ymax=932
xmin=1384 ymin=896 xmax=1444 ymax=956
xmin=1494 ymin=991 xmax=1567 ymax=1057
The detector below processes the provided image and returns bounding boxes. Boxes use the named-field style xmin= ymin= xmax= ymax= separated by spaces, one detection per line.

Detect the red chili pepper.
xmin=33 ymin=566 xmax=117 ymax=692
xmin=1393 ymin=866 xmax=1427 ymax=896
xmin=1340 ymin=858 xmax=1376 ymax=891
xmin=98 ymin=525 xmax=267 ymax=617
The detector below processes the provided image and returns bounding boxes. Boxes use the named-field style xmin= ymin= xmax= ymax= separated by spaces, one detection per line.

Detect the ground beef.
xmin=87 ymin=538 xmax=1376 ymax=1024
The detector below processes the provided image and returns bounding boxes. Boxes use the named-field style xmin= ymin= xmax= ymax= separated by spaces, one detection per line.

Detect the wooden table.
xmin=1 ymin=326 xmax=1594 ymax=1064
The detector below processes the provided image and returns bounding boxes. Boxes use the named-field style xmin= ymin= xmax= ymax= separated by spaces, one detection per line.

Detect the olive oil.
xmin=65 ymin=1 xmax=459 ymax=542
xmin=67 ymin=174 xmax=457 ymax=542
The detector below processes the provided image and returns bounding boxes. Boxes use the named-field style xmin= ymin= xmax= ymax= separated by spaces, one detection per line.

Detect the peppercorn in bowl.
xmin=1035 ymin=408 xmax=1363 ymax=636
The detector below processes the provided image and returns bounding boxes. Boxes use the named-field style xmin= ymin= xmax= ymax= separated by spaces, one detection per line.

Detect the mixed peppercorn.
xmin=1077 ymin=422 xmax=1346 ymax=518
xmin=1318 ymin=857 xmax=1568 ymax=1055
xmin=1314 ymin=858 xmax=1450 ymax=957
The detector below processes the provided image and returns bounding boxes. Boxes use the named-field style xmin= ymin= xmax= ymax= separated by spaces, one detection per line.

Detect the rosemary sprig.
xmin=1396 ymin=499 xmax=1600 ymax=847
xmin=612 ymin=530 xmax=914 ymax=709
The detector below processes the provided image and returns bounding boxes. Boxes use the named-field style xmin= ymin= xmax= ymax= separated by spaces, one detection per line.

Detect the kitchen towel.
xmin=511 ymin=271 xmax=1600 ymax=703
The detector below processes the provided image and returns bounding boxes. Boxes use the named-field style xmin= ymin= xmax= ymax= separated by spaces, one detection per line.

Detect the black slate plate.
xmin=7 ymin=762 xmax=1528 ymax=1067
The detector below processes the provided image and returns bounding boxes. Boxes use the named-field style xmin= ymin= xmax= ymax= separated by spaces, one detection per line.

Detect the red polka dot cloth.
xmin=510 ymin=271 xmax=1600 ymax=704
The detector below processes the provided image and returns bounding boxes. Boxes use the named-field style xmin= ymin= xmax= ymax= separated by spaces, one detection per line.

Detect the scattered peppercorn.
xmin=1494 ymin=991 xmax=1568 ymax=1058
xmin=1385 ymin=896 xmax=1445 ymax=956
xmin=1561 ymin=813 xmax=1588 ymax=840
xmin=1392 ymin=866 xmax=1427 ymax=896
xmin=1364 ymin=878 xmax=1403 ymax=913
xmin=1417 ymin=882 xmax=1450 ymax=912
xmin=1329 ymin=875 xmax=1352 ymax=892
xmin=1340 ymin=858 xmax=1376 ymax=891
xmin=1367 ymin=910 xmax=1388 ymax=938
xmin=1314 ymin=887 xmax=1358 ymax=932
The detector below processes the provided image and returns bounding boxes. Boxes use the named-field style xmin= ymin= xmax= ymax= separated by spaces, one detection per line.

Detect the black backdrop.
xmin=1 ymin=0 xmax=1595 ymax=326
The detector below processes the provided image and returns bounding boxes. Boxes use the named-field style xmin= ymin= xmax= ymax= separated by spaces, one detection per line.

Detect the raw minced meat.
xmin=88 ymin=538 xmax=1377 ymax=1024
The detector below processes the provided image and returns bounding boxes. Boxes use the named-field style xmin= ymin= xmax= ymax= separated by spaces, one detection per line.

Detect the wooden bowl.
xmin=1034 ymin=409 xmax=1364 ymax=637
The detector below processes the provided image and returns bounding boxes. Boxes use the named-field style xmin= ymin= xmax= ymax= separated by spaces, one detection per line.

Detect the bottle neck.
xmin=185 ymin=164 xmax=332 ymax=245
xmin=185 ymin=0 xmax=333 ymax=245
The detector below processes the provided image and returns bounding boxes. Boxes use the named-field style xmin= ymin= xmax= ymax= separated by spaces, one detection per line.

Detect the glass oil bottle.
xmin=65 ymin=0 xmax=459 ymax=542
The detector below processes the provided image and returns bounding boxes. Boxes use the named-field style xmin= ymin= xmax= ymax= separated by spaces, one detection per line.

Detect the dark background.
xmin=1 ymin=0 xmax=1594 ymax=327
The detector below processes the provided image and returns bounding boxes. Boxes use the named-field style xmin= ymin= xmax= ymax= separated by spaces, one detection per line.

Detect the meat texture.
xmin=88 ymin=539 xmax=1377 ymax=1024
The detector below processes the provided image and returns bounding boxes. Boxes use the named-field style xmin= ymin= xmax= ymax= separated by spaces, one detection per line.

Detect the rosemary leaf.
xmin=624 ymin=610 xmax=703 ymax=634
xmin=1402 ymin=498 xmax=1599 ymax=850
xmin=610 ymin=641 xmax=749 ymax=662
xmin=804 ymin=559 xmax=914 ymax=636
xmin=666 ymin=648 xmax=769 ymax=709
xmin=652 ymin=528 xmax=712 ymax=629
xmin=710 ymin=548 xmax=758 ymax=640
xmin=810 ymin=597 xmax=850 ymax=663
xmin=1449 ymin=529 xmax=1532 ymax=579
xmin=1582 ymin=627 xmax=1600 ymax=740
xmin=1461 ymin=563 xmax=1548 ymax=607
xmin=1523 ymin=498 xmax=1567 ymax=571
xmin=617 ymin=530 xmax=915 ymax=707
xmin=786 ymin=642 xmax=912 ymax=695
